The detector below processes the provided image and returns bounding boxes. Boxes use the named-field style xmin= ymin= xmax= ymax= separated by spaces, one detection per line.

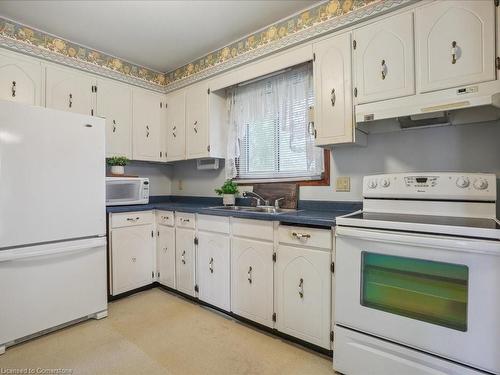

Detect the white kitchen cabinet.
xmin=353 ymin=11 xmax=415 ymax=104
xmin=165 ymin=89 xmax=186 ymax=161
xmin=109 ymin=212 xmax=155 ymax=296
xmin=313 ymin=32 xmax=354 ymax=145
xmin=0 ymin=50 xmax=42 ymax=106
xmin=197 ymin=231 xmax=230 ymax=310
xmin=45 ymin=65 xmax=96 ymax=115
xmin=186 ymin=82 xmax=209 ymax=159
xmin=416 ymin=1 xmax=496 ymax=93
xmin=275 ymin=226 xmax=332 ymax=349
xmin=175 ymin=226 xmax=196 ymax=296
xmin=157 ymin=222 xmax=176 ymax=289
xmin=231 ymin=237 xmax=274 ymax=328
xmin=132 ymin=88 xmax=163 ymax=161
xmin=96 ymin=78 xmax=132 ymax=158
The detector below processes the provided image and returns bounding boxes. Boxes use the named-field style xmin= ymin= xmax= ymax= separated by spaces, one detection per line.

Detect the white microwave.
xmin=106 ymin=177 xmax=149 ymax=206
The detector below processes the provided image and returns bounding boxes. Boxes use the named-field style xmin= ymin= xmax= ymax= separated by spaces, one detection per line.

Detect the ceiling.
xmin=0 ymin=0 xmax=318 ymax=72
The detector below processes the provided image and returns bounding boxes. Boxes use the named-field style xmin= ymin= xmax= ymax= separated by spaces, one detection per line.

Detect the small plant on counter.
xmin=106 ymin=156 xmax=129 ymax=175
xmin=215 ymin=179 xmax=239 ymax=206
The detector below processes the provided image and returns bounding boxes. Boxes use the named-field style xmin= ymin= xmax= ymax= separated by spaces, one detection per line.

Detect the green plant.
xmin=215 ymin=179 xmax=239 ymax=195
xmin=106 ymin=156 xmax=129 ymax=167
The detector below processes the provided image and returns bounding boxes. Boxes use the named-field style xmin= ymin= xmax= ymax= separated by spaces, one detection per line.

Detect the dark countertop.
xmin=106 ymin=196 xmax=362 ymax=227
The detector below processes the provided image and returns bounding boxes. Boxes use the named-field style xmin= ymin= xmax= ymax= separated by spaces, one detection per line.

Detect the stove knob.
xmin=367 ymin=179 xmax=377 ymax=189
xmin=473 ymin=178 xmax=488 ymax=190
xmin=380 ymin=178 xmax=390 ymax=188
xmin=456 ymin=176 xmax=470 ymax=188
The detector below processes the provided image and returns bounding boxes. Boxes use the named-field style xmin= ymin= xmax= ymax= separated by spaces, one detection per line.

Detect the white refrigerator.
xmin=0 ymin=100 xmax=107 ymax=354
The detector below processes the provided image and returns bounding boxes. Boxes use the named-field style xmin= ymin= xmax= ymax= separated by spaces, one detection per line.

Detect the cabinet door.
xmin=197 ymin=231 xmax=230 ymax=311
xmin=416 ymin=1 xmax=496 ymax=93
xmin=231 ymin=237 xmax=274 ymax=328
xmin=46 ymin=66 xmax=95 ymax=115
xmin=186 ymin=82 xmax=209 ymax=159
xmin=132 ymin=88 xmax=162 ymax=161
xmin=166 ymin=90 xmax=186 ymax=161
xmin=0 ymin=52 xmax=42 ymax=105
xmin=157 ymin=225 xmax=176 ymax=288
xmin=96 ymin=79 xmax=132 ymax=158
xmin=175 ymin=227 xmax=196 ymax=296
xmin=275 ymin=245 xmax=331 ymax=349
xmin=110 ymin=225 xmax=154 ymax=295
xmin=313 ymin=32 xmax=353 ymax=145
xmin=353 ymin=11 xmax=415 ymax=104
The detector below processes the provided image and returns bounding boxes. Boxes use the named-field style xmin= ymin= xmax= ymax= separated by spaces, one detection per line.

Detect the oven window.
xmin=361 ymin=252 xmax=468 ymax=331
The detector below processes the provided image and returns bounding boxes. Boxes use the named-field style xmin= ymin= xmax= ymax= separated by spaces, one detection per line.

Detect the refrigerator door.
xmin=0 ymin=237 xmax=107 ymax=347
xmin=0 ymin=100 xmax=105 ymax=249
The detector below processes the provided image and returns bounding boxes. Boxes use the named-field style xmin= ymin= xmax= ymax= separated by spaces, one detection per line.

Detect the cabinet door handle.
xmin=172 ymin=125 xmax=177 ymax=138
xmin=132 ymin=257 xmax=137 ymax=263
xmin=68 ymin=93 xmax=73 ymax=108
xmin=451 ymin=41 xmax=458 ymax=64
xmin=193 ymin=120 xmax=198 ymax=134
xmin=112 ymin=119 xmax=117 ymax=133
xmin=126 ymin=217 xmax=140 ymax=222
xmin=181 ymin=250 xmax=186 ymax=264
xmin=247 ymin=266 xmax=252 ymax=284
xmin=292 ymin=232 xmax=311 ymax=240
xmin=299 ymin=278 xmax=304 ymax=298
xmin=330 ymin=88 xmax=336 ymax=107
xmin=381 ymin=59 xmax=387 ymax=80
xmin=11 ymin=81 xmax=16 ymax=97
xmin=146 ymin=125 xmax=150 ymax=138
xmin=209 ymin=257 xmax=214 ymax=274
xmin=163 ymin=247 xmax=168 ymax=252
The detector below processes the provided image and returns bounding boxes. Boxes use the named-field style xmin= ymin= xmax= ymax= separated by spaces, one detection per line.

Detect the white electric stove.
xmin=334 ymin=172 xmax=500 ymax=375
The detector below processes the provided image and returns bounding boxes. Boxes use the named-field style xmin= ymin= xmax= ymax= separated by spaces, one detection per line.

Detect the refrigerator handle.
xmin=0 ymin=240 xmax=104 ymax=262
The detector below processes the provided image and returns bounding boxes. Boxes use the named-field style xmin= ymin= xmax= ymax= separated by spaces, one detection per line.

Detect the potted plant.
xmin=215 ymin=179 xmax=239 ymax=206
xmin=106 ymin=156 xmax=129 ymax=175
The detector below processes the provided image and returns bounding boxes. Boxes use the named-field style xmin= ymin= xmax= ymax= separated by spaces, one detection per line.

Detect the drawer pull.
xmin=126 ymin=217 xmax=140 ymax=222
xmin=209 ymin=257 xmax=214 ymax=273
xmin=181 ymin=218 xmax=190 ymax=223
xmin=247 ymin=266 xmax=252 ymax=284
xmin=292 ymin=232 xmax=311 ymax=240
xmin=161 ymin=216 xmax=169 ymax=221
xmin=181 ymin=250 xmax=186 ymax=264
xmin=299 ymin=278 xmax=304 ymax=298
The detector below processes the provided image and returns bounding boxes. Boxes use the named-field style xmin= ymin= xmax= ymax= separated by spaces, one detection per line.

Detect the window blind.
xmin=226 ymin=62 xmax=323 ymax=181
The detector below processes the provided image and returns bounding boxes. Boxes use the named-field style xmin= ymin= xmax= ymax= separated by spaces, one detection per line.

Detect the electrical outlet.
xmin=178 ymin=180 xmax=183 ymax=191
xmin=336 ymin=176 xmax=350 ymax=192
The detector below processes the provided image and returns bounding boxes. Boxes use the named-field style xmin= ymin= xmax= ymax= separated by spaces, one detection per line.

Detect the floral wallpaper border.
xmin=0 ymin=0 xmax=411 ymax=91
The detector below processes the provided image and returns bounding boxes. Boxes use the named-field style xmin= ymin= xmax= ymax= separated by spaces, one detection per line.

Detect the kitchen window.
xmin=226 ymin=63 xmax=324 ymax=182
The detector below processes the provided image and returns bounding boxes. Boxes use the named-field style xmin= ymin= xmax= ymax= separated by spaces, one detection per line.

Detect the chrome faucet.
xmin=274 ymin=197 xmax=285 ymax=209
xmin=242 ymin=191 xmax=269 ymax=206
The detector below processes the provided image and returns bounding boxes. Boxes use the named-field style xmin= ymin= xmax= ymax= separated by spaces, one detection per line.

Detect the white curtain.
xmin=225 ymin=63 xmax=323 ymax=180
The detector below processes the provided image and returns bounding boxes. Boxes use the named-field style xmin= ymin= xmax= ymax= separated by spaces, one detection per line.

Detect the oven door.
xmin=106 ymin=179 xmax=146 ymax=206
xmin=335 ymin=226 xmax=500 ymax=374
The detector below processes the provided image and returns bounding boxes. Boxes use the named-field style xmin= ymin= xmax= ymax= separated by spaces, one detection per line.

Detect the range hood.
xmin=355 ymin=80 xmax=500 ymax=130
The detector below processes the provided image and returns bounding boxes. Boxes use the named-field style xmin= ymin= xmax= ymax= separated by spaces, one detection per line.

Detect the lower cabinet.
xmin=175 ymin=227 xmax=196 ymax=296
xmin=275 ymin=243 xmax=332 ymax=349
xmin=110 ymin=218 xmax=155 ymax=296
xmin=197 ymin=231 xmax=230 ymax=310
xmin=157 ymin=224 xmax=176 ymax=289
xmin=231 ymin=237 xmax=274 ymax=328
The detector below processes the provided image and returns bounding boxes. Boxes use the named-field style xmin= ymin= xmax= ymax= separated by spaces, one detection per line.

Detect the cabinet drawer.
xmin=232 ymin=218 xmax=273 ymax=241
xmin=197 ymin=214 xmax=229 ymax=234
xmin=111 ymin=211 xmax=154 ymax=228
xmin=156 ymin=210 xmax=174 ymax=226
xmin=176 ymin=212 xmax=195 ymax=229
xmin=278 ymin=225 xmax=332 ymax=250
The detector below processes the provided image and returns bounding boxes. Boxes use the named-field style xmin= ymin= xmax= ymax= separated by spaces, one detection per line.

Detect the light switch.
xmin=336 ymin=176 xmax=350 ymax=192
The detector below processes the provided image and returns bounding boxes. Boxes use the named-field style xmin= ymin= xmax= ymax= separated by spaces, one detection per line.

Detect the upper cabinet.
xmin=186 ymin=82 xmax=209 ymax=158
xmin=132 ymin=88 xmax=163 ymax=162
xmin=96 ymin=79 xmax=132 ymax=158
xmin=45 ymin=65 xmax=96 ymax=116
xmin=0 ymin=50 xmax=42 ymax=106
xmin=416 ymin=1 xmax=496 ymax=93
xmin=353 ymin=11 xmax=415 ymax=104
xmin=165 ymin=89 xmax=186 ymax=162
xmin=313 ymin=32 xmax=354 ymax=145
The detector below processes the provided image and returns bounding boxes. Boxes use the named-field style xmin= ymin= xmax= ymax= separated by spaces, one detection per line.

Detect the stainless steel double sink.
xmin=209 ymin=206 xmax=300 ymax=214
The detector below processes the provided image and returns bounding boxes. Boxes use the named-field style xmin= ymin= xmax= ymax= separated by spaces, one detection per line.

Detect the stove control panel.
xmin=363 ymin=173 xmax=496 ymax=201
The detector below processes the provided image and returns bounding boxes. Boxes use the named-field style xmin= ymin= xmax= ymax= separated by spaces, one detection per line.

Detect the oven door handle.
xmin=336 ymin=226 xmax=500 ymax=255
